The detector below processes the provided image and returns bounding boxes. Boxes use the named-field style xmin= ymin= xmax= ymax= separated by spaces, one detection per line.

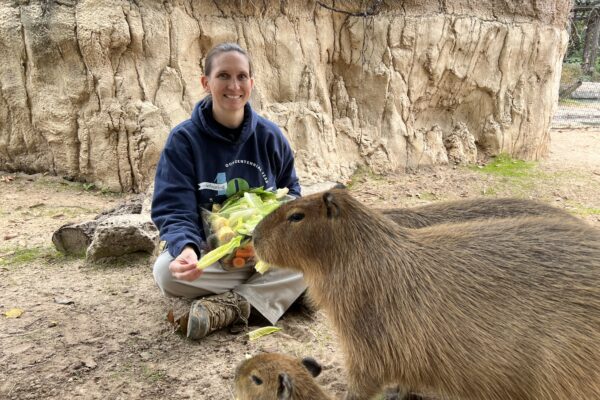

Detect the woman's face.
xmin=201 ymin=51 xmax=254 ymax=117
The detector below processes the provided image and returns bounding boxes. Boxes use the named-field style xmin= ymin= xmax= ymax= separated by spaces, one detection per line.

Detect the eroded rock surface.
xmin=86 ymin=214 xmax=159 ymax=261
xmin=0 ymin=1 xmax=571 ymax=191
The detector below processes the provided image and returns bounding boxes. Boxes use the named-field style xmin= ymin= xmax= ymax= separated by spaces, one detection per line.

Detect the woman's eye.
xmin=288 ymin=213 xmax=305 ymax=222
xmin=251 ymin=375 xmax=263 ymax=385
xmin=238 ymin=74 xmax=248 ymax=81
xmin=218 ymin=73 xmax=229 ymax=79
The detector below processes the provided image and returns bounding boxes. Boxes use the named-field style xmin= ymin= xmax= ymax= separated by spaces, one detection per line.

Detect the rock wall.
xmin=0 ymin=0 xmax=571 ymax=191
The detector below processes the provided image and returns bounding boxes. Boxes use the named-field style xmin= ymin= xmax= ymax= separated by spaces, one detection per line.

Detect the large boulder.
xmin=0 ymin=1 xmax=571 ymax=191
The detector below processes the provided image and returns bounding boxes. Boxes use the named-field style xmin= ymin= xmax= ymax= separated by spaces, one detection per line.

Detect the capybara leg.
xmin=344 ymin=380 xmax=379 ymax=400
xmin=343 ymin=367 xmax=382 ymax=399
xmin=383 ymin=386 xmax=425 ymax=400
xmin=344 ymin=391 xmax=373 ymax=400
xmin=383 ymin=386 xmax=402 ymax=400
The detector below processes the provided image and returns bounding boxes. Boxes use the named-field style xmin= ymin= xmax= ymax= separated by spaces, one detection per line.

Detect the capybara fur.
xmin=378 ymin=197 xmax=577 ymax=228
xmin=253 ymin=189 xmax=600 ymax=400
xmin=234 ymin=352 xmax=333 ymax=400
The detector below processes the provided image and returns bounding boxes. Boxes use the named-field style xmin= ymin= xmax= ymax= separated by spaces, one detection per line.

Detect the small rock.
xmin=140 ymin=352 xmax=151 ymax=361
xmin=71 ymin=361 xmax=85 ymax=371
xmin=54 ymin=297 xmax=74 ymax=305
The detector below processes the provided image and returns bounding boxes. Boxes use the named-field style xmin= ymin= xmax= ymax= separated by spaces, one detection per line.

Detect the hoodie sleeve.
xmin=275 ymin=132 xmax=302 ymax=198
xmin=151 ymin=129 xmax=204 ymax=258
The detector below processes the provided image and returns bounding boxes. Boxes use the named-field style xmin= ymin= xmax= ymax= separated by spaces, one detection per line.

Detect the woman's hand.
xmin=169 ymin=246 xmax=203 ymax=281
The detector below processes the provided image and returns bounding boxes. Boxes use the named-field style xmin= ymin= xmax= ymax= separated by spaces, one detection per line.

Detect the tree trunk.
xmin=582 ymin=8 xmax=600 ymax=74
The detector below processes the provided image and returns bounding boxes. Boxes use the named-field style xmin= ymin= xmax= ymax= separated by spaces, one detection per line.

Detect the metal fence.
xmin=553 ymin=81 xmax=600 ymax=127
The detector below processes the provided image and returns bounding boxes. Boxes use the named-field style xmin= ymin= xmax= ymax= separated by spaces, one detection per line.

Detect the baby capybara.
xmin=253 ymin=189 xmax=600 ymax=400
xmin=234 ymin=352 xmax=333 ymax=400
xmin=378 ymin=197 xmax=577 ymax=228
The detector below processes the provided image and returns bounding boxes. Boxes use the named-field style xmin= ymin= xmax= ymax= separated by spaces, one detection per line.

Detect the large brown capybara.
xmin=234 ymin=352 xmax=333 ymax=400
xmin=252 ymin=189 xmax=600 ymax=400
xmin=378 ymin=197 xmax=577 ymax=228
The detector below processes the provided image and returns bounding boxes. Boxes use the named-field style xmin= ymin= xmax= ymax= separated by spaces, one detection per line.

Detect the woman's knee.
xmin=152 ymin=250 xmax=175 ymax=294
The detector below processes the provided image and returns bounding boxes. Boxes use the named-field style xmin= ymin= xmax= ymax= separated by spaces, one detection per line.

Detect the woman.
xmin=151 ymin=43 xmax=305 ymax=340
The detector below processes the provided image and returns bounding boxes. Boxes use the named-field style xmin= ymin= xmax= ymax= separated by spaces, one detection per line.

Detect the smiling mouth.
xmin=225 ymin=94 xmax=243 ymax=99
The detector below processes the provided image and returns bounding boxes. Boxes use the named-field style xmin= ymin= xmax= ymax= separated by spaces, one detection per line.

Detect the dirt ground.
xmin=1 ymin=127 xmax=599 ymax=400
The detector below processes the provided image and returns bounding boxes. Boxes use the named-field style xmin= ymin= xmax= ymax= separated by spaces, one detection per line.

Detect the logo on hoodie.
xmin=198 ymin=172 xmax=250 ymax=197
xmin=198 ymin=160 xmax=269 ymax=196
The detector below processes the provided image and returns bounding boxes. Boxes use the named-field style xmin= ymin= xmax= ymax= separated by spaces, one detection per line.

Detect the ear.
xmin=201 ymin=76 xmax=210 ymax=93
xmin=301 ymin=357 xmax=322 ymax=377
xmin=277 ymin=373 xmax=293 ymax=400
xmin=323 ymin=192 xmax=340 ymax=219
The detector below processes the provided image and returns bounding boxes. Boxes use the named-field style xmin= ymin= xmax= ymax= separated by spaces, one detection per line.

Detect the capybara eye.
xmin=251 ymin=375 xmax=263 ymax=385
xmin=288 ymin=212 xmax=305 ymax=222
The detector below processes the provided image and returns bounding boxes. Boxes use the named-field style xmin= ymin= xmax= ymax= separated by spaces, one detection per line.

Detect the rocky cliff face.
xmin=0 ymin=0 xmax=571 ymax=191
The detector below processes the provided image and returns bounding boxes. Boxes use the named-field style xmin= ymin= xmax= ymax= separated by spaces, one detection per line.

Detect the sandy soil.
xmin=1 ymin=127 xmax=599 ymax=400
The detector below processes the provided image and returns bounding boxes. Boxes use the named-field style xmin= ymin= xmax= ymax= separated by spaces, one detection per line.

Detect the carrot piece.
xmin=232 ymin=257 xmax=246 ymax=268
xmin=235 ymin=246 xmax=255 ymax=258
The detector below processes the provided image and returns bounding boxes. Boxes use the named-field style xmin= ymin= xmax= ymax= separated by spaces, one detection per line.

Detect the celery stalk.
xmin=197 ymin=235 xmax=243 ymax=269
xmin=255 ymin=260 xmax=272 ymax=274
xmin=243 ymin=192 xmax=263 ymax=208
xmin=248 ymin=326 xmax=281 ymax=341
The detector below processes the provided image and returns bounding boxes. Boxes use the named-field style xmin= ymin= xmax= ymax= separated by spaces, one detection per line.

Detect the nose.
xmin=229 ymin=78 xmax=241 ymax=90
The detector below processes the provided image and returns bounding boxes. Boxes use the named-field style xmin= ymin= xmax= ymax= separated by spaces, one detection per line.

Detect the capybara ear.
xmin=277 ymin=372 xmax=293 ymax=400
xmin=323 ymin=192 xmax=340 ymax=219
xmin=301 ymin=357 xmax=322 ymax=377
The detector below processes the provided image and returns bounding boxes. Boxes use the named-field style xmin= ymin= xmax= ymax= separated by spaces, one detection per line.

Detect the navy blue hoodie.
xmin=151 ymin=97 xmax=301 ymax=258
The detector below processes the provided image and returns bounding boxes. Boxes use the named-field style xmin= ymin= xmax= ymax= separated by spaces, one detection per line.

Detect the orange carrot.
xmin=232 ymin=257 xmax=246 ymax=268
xmin=235 ymin=246 xmax=255 ymax=258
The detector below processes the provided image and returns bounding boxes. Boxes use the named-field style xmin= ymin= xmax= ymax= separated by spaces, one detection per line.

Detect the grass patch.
xmin=565 ymin=201 xmax=600 ymax=216
xmin=0 ymin=246 xmax=73 ymax=267
xmin=347 ymin=165 xmax=385 ymax=189
xmin=560 ymin=62 xmax=582 ymax=85
xmin=558 ymin=98 xmax=591 ymax=107
xmin=470 ymin=154 xmax=555 ymax=198
xmin=33 ymin=176 xmax=124 ymax=199
xmin=17 ymin=205 xmax=100 ymax=220
xmin=141 ymin=364 xmax=168 ymax=383
xmin=471 ymin=153 xmax=537 ymax=178
xmin=417 ymin=192 xmax=438 ymax=201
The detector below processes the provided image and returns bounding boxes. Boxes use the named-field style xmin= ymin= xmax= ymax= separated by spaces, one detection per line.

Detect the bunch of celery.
xmin=196 ymin=187 xmax=288 ymax=272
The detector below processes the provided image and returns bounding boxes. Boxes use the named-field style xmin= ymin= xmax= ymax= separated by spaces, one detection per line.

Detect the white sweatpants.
xmin=152 ymin=250 xmax=306 ymax=324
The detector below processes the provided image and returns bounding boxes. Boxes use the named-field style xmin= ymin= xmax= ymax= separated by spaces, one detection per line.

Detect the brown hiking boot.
xmin=186 ymin=291 xmax=251 ymax=340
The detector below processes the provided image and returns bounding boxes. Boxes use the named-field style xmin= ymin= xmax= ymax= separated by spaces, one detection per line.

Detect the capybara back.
xmin=253 ymin=189 xmax=600 ymax=400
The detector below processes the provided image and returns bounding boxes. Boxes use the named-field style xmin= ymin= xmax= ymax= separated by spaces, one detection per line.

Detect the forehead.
xmin=209 ymin=51 xmax=250 ymax=74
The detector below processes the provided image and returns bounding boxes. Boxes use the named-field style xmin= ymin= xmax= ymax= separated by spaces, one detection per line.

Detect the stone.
xmin=86 ymin=214 xmax=159 ymax=261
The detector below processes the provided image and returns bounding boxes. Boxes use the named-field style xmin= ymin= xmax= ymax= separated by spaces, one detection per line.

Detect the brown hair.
xmin=204 ymin=42 xmax=253 ymax=77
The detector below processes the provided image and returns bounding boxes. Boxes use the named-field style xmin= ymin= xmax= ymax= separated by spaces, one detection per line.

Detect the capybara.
xmin=252 ymin=189 xmax=600 ymax=400
xmin=234 ymin=352 xmax=333 ymax=400
xmin=378 ymin=197 xmax=577 ymax=228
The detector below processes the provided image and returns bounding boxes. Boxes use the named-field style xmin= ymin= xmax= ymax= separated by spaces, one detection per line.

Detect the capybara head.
xmin=234 ymin=353 xmax=327 ymax=400
xmin=253 ymin=189 xmax=395 ymax=272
